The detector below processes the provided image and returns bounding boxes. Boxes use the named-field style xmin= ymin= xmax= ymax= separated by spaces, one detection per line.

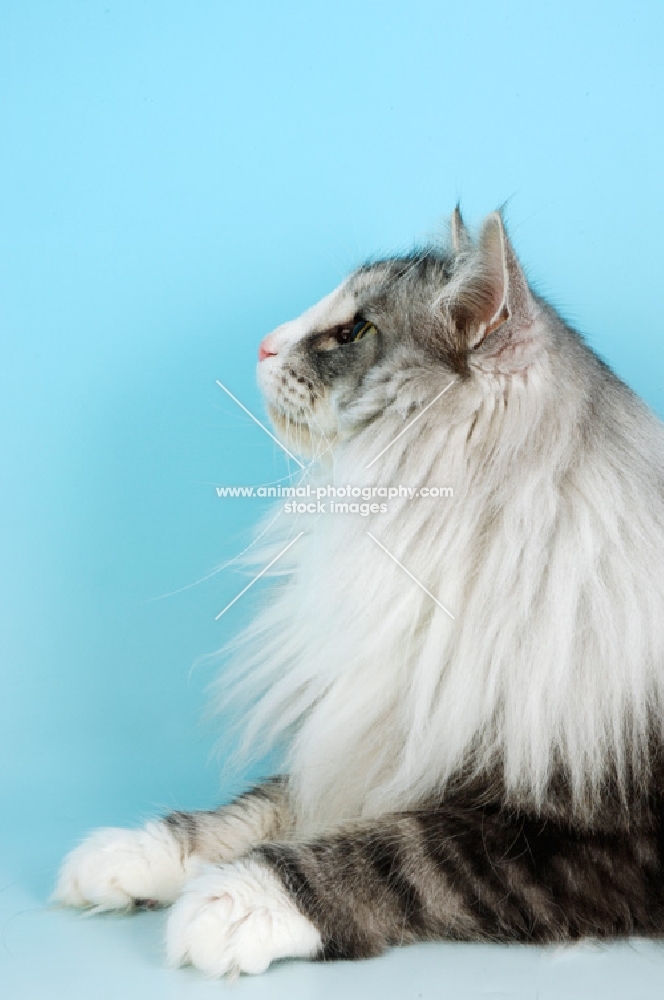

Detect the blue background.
xmin=1 ymin=2 xmax=663 ymax=997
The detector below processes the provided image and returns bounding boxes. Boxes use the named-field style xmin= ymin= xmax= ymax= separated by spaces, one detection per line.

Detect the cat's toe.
xmin=53 ymin=824 xmax=198 ymax=910
xmin=166 ymin=859 xmax=321 ymax=977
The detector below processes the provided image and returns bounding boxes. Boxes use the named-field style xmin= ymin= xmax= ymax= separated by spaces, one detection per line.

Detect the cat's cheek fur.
xmin=166 ymin=860 xmax=322 ymax=977
xmin=53 ymin=824 xmax=201 ymax=910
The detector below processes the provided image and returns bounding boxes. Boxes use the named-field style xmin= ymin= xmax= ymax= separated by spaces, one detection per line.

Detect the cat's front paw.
xmin=53 ymin=823 xmax=199 ymax=911
xmin=166 ymin=859 xmax=321 ymax=977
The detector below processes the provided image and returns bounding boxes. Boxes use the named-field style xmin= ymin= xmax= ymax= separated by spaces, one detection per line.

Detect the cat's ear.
xmin=450 ymin=205 xmax=471 ymax=255
xmin=449 ymin=212 xmax=535 ymax=353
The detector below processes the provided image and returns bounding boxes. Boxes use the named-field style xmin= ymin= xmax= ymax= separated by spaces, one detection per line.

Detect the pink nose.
xmin=258 ymin=336 xmax=278 ymax=362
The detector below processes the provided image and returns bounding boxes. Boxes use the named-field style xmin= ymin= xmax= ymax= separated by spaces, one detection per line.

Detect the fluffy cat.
xmin=55 ymin=209 xmax=664 ymax=977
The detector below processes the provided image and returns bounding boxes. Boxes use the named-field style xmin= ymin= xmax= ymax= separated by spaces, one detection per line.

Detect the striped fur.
xmin=162 ymin=776 xmax=293 ymax=864
xmin=254 ymin=772 xmax=664 ymax=958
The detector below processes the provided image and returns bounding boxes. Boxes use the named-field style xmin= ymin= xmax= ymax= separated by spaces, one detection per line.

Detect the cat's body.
xmin=55 ymin=210 xmax=664 ymax=977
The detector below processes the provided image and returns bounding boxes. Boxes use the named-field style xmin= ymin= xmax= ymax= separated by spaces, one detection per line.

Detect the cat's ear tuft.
xmin=448 ymin=212 xmax=535 ymax=353
xmin=450 ymin=205 xmax=471 ymax=255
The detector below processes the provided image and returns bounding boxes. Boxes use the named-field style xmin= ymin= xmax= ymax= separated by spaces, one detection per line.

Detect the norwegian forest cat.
xmin=55 ymin=210 xmax=664 ymax=977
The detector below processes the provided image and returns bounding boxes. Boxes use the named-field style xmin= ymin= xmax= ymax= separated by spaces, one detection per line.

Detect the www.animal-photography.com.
xmin=2 ymin=3 xmax=663 ymax=999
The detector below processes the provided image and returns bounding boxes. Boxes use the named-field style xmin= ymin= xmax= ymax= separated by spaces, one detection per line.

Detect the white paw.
xmin=53 ymin=823 xmax=201 ymax=910
xmin=166 ymin=859 xmax=322 ymax=977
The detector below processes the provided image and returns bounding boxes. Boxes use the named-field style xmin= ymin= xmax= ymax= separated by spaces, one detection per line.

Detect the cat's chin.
xmin=267 ymin=406 xmax=336 ymax=462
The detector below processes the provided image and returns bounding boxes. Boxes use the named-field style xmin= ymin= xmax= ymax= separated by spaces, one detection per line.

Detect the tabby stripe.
xmin=255 ymin=844 xmax=320 ymax=922
xmin=164 ymin=811 xmax=198 ymax=853
xmin=418 ymin=812 xmax=531 ymax=940
xmin=256 ymin=842 xmax=369 ymax=960
xmin=367 ymin=836 xmax=426 ymax=935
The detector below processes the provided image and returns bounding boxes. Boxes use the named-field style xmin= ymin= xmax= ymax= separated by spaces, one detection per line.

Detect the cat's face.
xmin=257 ymin=212 xmax=542 ymax=458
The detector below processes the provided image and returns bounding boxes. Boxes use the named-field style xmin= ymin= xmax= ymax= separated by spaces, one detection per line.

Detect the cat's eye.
xmin=350 ymin=319 xmax=377 ymax=342
xmin=314 ymin=318 xmax=379 ymax=352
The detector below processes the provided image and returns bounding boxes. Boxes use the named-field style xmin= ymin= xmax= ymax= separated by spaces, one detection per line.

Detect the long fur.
xmin=214 ymin=215 xmax=664 ymax=835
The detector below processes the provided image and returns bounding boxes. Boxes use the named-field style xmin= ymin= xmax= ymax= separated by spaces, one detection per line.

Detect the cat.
xmin=54 ymin=209 xmax=664 ymax=977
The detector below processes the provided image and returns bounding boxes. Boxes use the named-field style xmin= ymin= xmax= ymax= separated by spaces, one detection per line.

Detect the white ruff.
xmin=217 ymin=265 xmax=664 ymax=833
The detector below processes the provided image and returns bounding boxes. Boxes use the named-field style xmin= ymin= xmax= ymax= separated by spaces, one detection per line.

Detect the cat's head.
xmin=257 ymin=210 xmax=543 ymax=459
